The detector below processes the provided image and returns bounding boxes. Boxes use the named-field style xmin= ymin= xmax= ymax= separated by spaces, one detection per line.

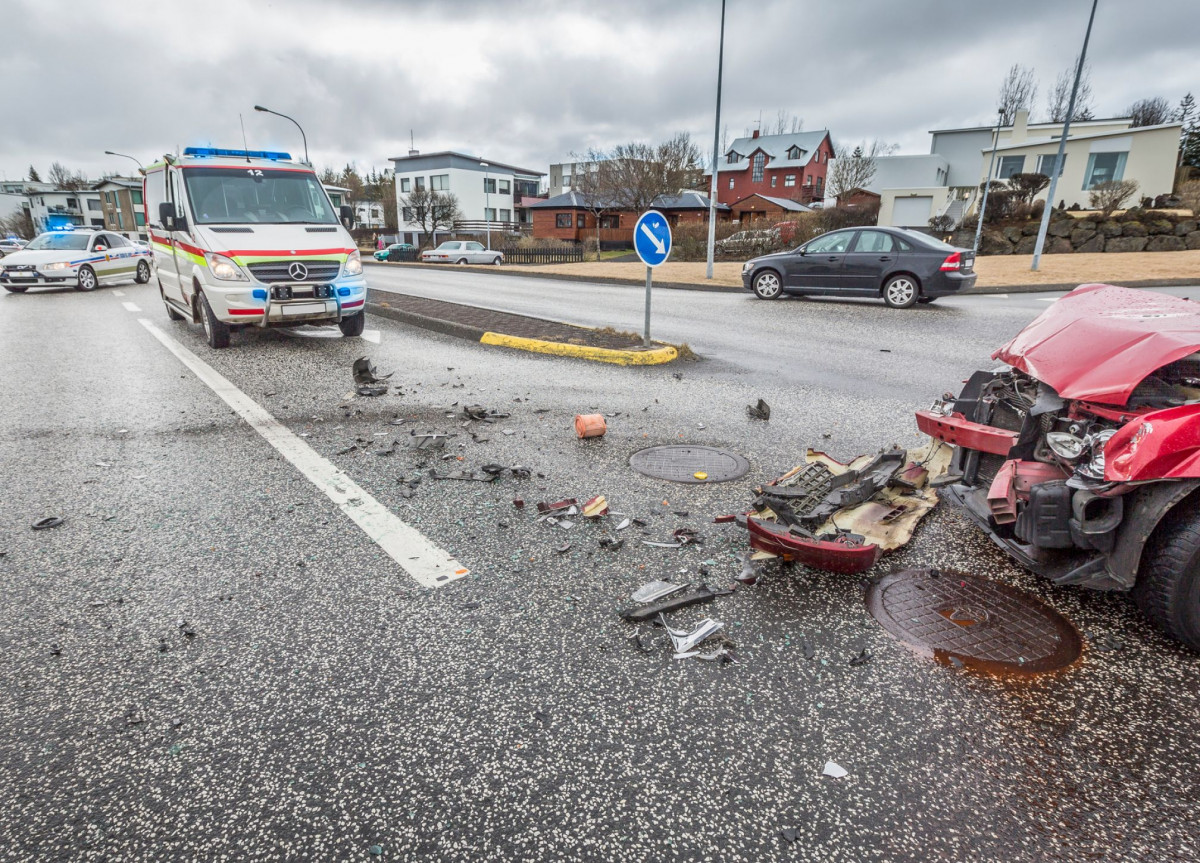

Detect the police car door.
xmin=89 ymin=233 xmax=120 ymax=282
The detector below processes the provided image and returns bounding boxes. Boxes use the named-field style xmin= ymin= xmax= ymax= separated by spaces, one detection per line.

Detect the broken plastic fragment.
xmin=32 ymin=517 xmax=64 ymax=531
xmin=747 ymin=398 xmax=771 ymax=421
xmin=582 ymin=495 xmax=609 ymax=518
xmin=661 ymin=615 xmax=724 ymax=654
xmin=822 ymin=761 xmax=848 ymax=778
xmin=619 ymin=585 xmax=719 ymax=622
xmin=849 ymin=648 xmax=872 ymax=667
xmin=630 ymin=580 xmax=686 ymax=603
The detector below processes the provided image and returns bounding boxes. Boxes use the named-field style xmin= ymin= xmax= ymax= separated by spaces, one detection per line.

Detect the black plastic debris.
xmin=32 ymin=517 xmax=64 ymax=531
xmin=48 ymin=643 xmax=62 ymax=656
xmin=177 ymin=618 xmax=196 ymax=638
xmin=849 ymin=648 xmax=872 ymax=667
xmin=353 ymin=357 xmax=392 ymax=397
xmin=410 ymin=431 xmax=455 ymax=450
xmin=555 ymin=543 xmax=572 ymax=554
xmin=620 ymin=584 xmax=718 ymax=622
xmin=747 ymin=398 xmax=771 ymax=421
xmin=462 ymin=405 xmax=511 ymax=423
xmin=336 ymin=444 xmax=358 ymax=455
xmin=599 ymin=537 xmax=625 ymax=552
xmin=780 ymin=827 xmax=799 ymax=844
xmin=802 ymin=637 xmax=815 ymax=660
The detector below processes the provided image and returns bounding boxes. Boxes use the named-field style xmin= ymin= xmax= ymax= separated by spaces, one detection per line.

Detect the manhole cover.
xmin=629 ymin=445 xmax=750 ymax=483
xmin=865 ymin=568 xmax=1081 ymax=674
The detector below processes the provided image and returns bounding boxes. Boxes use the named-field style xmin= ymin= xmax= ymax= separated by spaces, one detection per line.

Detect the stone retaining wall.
xmin=952 ymin=211 xmax=1200 ymax=255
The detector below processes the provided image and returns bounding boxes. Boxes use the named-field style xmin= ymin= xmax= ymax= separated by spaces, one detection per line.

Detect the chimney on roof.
xmin=751 ymin=129 xmax=759 ymax=139
xmin=408 ymin=149 xmax=419 ymax=156
xmin=1010 ymin=109 xmax=1028 ymax=144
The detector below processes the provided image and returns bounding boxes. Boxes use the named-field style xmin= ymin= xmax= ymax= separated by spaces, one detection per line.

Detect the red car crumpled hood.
xmin=993 ymin=284 xmax=1200 ymax=406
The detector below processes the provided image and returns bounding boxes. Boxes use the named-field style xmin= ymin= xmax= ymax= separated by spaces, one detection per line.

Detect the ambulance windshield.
xmin=184 ymin=168 xmax=338 ymax=225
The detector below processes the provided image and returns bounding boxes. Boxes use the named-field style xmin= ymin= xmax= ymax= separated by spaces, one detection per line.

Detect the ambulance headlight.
xmin=343 ymin=250 xmax=363 ymax=276
xmin=205 ymin=252 xmax=247 ymax=281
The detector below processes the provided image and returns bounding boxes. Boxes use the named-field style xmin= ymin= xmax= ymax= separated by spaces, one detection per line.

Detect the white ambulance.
xmin=143 ymin=147 xmax=367 ymax=348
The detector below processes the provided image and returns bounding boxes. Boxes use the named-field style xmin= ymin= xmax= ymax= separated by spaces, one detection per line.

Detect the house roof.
xmin=731 ymin=194 xmax=813 ymax=212
xmin=985 ymin=121 xmax=1183 ymax=154
xmin=715 ymin=131 xmax=831 ymax=173
xmin=531 ymin=189 xmax=730 ymax=212
xmin=930 ymin=116 xmax=1135 ymax=135
xmin=91 ymin=176 xmax=142 ymax=191
xmin=388 ymin=150 xmax=544 ymax=177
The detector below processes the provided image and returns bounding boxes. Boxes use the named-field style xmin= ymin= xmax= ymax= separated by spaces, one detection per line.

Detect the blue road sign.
xmin=633 ymin=210 xmax=672 ymax=267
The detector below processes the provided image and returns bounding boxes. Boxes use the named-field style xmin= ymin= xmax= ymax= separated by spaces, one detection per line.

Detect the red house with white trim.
xmin=706 ymin=129 xmax=834 ymax=209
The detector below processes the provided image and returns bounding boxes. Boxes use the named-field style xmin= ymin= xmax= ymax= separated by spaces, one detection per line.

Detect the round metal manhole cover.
xmin=629 ymin=445 xmax=750 ymax=484
xmin=866 ymin=568 xmax=1082 ymax=674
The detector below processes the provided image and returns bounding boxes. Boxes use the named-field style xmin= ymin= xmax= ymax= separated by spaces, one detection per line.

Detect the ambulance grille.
xmin=247 ymin=261 xmax=341 ymax=283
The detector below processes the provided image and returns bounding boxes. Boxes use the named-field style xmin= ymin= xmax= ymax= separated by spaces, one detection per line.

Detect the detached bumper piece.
xmin=915 ymin=409 xmax=1019 ymax=456
xmin=733 ymin=443 xmax=951 ymax=575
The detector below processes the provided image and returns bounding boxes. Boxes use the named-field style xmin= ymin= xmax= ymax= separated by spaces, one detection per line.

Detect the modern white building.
xmin=389 ymin=150 xmax=543 ymax=245
xmin=863 ymin=110 xmax=1183 ymax=228
xmin=28 ymin=189 xmax=104 ymax=233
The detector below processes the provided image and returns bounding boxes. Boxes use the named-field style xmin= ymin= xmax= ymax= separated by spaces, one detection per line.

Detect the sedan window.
xmin=853 ymin=231 xmax=895 ymax=253
xmin=804 ymin=232 xmax=853 ymax=254
xmin=467 ymin=242 xmax=484 ymax=251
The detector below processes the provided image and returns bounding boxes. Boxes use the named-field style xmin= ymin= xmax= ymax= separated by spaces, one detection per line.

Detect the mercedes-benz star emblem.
xmin=288 ymin=262 xmax=308 ymax=281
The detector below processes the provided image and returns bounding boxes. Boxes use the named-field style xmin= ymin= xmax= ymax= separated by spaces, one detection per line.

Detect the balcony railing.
xmin=453 ymin=220 xmax=521 ymax=233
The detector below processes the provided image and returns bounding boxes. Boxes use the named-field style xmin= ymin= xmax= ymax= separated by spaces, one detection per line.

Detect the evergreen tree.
xmin=27 ymin=165 xmax=40 ymax=182
xmin=1179 ymin=93 xmax=1200 ymax=169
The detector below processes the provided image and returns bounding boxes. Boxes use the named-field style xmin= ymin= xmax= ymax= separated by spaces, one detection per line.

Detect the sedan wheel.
xmin=883 ymin=275 xmax=919 ymax=309
xmin=75 ymin=265 xmax=97 ymax=292
xmin=456 ymin=258 xmax=468 ymax=265
xmin=135 ymin=260 xmax=151 ymax=284
xmin=752 ymin=270 xmax=783 ymax=300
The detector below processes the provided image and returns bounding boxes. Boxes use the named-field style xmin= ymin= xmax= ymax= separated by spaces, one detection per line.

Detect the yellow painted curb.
xmin=480 ymin=332 xmax=678 ymax=365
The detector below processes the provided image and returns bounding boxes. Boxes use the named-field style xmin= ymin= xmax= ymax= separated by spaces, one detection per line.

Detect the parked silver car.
xmin=419 ymin=241 xmax=503 ymax=265
xmin=0 ymin=237 xmax=27 ymax=257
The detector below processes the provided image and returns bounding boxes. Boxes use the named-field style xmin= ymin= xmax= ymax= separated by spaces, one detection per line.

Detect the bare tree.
xmin=605 ymin=132 xmax=703 ymax=212
xmin=1047 ymin=59 xmax=1094 ymax=123
xmin=1089 ymin=179 xmax=1139 ymax=217
xmin=0 ymin=208 xmax=35 ymax=239
xmin=400 ymin=188 xmax=461 ymax=247
xmin=997 ymin=64 xmax=1038 ymax=125
xmin=762 ymin=109 xmax=804 ymax=136
xmin=826 ymin=139 xmax=894 ymax=201
xmin=47 ymin=161 xmax=88 ymax=191
xmin=1126 ymin=96 xmax=1174 ymax=128
xmin=569 ymin=148 xmax=619 ymax=258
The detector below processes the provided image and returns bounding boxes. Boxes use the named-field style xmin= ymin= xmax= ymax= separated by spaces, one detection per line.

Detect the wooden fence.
xmin=497 ymin=246 xmax=585 ymax=265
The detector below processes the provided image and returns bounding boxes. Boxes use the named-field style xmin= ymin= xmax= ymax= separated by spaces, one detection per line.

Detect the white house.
xmin=389 ymin=149 xmax=543 ymax=245
xmin=864 ymin=110 xmax=1183 ymax=228
xmin=28 ymin=189 xmax=104 ymax=233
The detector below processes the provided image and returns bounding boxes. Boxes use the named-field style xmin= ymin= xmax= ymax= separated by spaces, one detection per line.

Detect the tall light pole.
xmin=1031 ymin=0 xmax=1098 ymax=270
xmin=104 ymin=151 xmax=145 ymax=175
xmin=973 ymin=111 xmax=1003 ymax=256
xmin=705 ymin=0 xmax=727 ymax=280
xmin=481 ymin=161 xmax=491 ymax=249
xmin=253 ymin=105 xmax=309 ymax=165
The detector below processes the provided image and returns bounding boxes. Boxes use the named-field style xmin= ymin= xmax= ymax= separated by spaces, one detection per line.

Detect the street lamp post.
xmin=104 ymin=151 xmax=145 ymax=175
xmin=973 ymin=111 xmax=1003 ymax=256
xmin=253 ymin=105 xmax=309 ymax=165
xmin=481 ymin=162 xmax=491 ymax=249
xmin=705 ymin=0 xmax=727 ymax=280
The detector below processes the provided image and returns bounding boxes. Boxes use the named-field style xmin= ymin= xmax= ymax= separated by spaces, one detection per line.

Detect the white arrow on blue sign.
xmin=633 ymin=210 xmax=672 ymax=267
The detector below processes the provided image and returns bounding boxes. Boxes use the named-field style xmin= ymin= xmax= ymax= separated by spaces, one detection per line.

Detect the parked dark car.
xmin=917 ymin=285 xmax=1200 ymax=650
xmin=741 ymin=226 xmax=975 ymax=308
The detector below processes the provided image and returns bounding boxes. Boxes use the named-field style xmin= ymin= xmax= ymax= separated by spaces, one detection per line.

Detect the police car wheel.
xmin=4 ymin=285 xmax=28 ymax=293
xmin=135 ymin=261 xmax=151 ymax=284
xmin=338 ymin=312 xmax=366 ymax=337
xmin=199 ymin=291 xmax=231 ymax=349
xmin=75 ymin=266 xmax=97 ymax=292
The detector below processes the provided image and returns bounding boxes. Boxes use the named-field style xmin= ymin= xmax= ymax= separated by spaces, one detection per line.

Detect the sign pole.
xmin=643 ymin=265 xmax=652 ymax=347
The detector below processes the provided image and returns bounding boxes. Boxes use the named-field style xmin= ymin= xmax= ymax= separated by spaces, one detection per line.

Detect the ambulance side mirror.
xmin=340 ymin=205 xmax=353 ymax=229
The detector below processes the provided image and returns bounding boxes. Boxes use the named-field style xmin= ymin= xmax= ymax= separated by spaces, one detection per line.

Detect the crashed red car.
xmin=917 ymin=284 xmax=1200 ymax=650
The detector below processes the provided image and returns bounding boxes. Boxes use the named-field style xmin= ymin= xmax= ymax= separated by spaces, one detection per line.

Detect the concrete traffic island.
xmin=365 ymin=288 xmax=681 ymax=365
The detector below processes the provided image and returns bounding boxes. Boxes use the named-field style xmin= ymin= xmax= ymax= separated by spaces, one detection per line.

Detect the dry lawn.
xmin=498 ymin=250 xmax=1200 ymax=289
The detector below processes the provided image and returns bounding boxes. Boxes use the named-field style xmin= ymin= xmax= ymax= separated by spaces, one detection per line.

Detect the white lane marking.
xmin=112 ymin=290 xmax=125 ymax=297
xmin=361 ymin=329 xmax=381 ymax=344
xmin=136 ymin=318 xmax=469 ymax=588
xmin=1038 ymin=297 xmax=1058 ymax=303
xmin=122 ymin=301 xmax=142 ymax=312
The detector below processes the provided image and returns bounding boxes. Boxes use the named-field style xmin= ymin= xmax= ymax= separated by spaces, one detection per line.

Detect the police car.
xmin=0 ymin=228 xmax=153 ymax=293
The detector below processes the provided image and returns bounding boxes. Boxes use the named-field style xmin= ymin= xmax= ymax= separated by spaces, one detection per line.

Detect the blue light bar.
xmin=183 ymin=147 xmax=292 ymax=160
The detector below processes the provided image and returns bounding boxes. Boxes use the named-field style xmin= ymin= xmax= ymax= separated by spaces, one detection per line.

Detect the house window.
xmin=402 ymin=207 xmax=414 ymax=221
xmin=599 ymin=214 xmax=620 ymax=229
xmin=135 ymin=212 xmax=146 ymax=226
xmin=771 ymin=176 xmax=777 ymax=187
xmin=132 ymin=190 xmax=143 ymax=205
xmin=499 ymin=180 xmax=511 ymax=194
xmin=577 ymin=214 xmax=585 ymax=228
xmin=784 ymin=175 xmax=796 ymax=187
xmin=1084 ymin=152 xmax=1126 ymax=189
xmin=484 ymin=178 xmax=497 ymax=194
xmin=88 ymin=199 xmax=101 ymax=211
xmin=728 ymin=177 xmax=735 ymax=190
xmin=485 ymin=208 xmax=497 ymax=221
xmin=817 ymin=176 xmax=824 ymax=193
xmin=1037 ymin=153 xmax=1067 ymax=178
xmin=726 ymin=152 xmax=739 ymax=164
xmin=414 ymin=177 xmax=426 ymax=191
xmin=562 ymin=175 xmax=572 ymax=188
xmin=996 ymin=155 xmax=1025 ymax=180
xmin=431 ymin=174 xmax=449 ymax=191
xmin=752 ymin=152 xmax=765 ymax=183
xmin=787 ymin=146 xmax=802 ymax=160
xmin=500 ymin=209 xmax=511 ymax=221
xmin=556 ymin=213 xmax=572 ymax=228
xmin=67 ymin=198 xmax=77 ymax=208
xmin=400 ymin=178 xmax=411 ymax=193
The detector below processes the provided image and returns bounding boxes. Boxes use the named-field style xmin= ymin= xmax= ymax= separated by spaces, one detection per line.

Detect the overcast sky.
xmin=2 ymin=0 xmax=1198 ymax=183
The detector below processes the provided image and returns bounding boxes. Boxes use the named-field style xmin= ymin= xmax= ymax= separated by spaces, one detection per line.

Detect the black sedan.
xmin=741 ymin=226 xmax=976 ymax=308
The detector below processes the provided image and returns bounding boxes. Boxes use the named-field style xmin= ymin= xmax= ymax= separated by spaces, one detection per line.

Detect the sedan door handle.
xmin=879 ymin=256 xmax=892 ymax=261
xmin=827 ymin=256 xmax=839 ymax=261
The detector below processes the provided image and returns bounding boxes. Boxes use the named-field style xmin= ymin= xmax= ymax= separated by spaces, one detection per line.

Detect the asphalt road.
xmin=2 ymin=274 xmax=1199 ymax=862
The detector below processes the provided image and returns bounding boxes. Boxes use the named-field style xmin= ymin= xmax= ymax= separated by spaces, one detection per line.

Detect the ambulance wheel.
xmin=3 ymin=285 xmax=28 ymax=293
xmin=161 ymin=284 xmax=185 ymax=321
xmin=199 ymin=291 xmax=231 ymax=349
xmin=75 ymin=265 xmax=97 ymax=292
xmin=338 ymin=312 xmax=365 ymax=337
xmin=135 ymin=260 xmax=151 ymax=284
